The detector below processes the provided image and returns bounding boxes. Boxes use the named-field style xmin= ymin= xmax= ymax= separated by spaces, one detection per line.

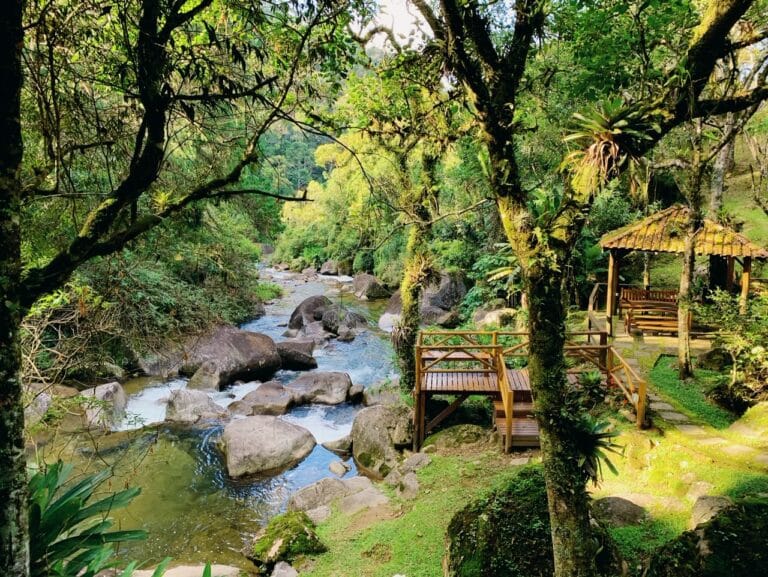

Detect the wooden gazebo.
xmin=599 ymin=205 xmax=768 ymax=335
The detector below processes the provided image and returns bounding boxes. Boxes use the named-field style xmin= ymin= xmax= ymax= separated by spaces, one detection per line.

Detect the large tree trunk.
xmin=394 ymin=223 xmax=430 ymax=391
xmin=710 ymin=112 xmax=734 ymax=216
xmin=677 ymin=232 xmax=696 ymax=379
xmin=528 ymin=266 xmax=598 ymax=577
xmin=0 ymin=3 xmax=29 ymax=576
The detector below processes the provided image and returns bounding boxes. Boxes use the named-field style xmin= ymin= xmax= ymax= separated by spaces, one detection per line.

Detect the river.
xmin=65 ymin=269 xmax=396 ymax=569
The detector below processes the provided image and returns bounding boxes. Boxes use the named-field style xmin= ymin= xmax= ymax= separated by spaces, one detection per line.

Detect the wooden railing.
xmin=416 ymin=330 xmax=648 ymax=429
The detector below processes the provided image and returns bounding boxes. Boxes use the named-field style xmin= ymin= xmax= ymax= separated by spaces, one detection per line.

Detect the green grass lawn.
xmin=648 ymin=355 xmax=737 ymax=429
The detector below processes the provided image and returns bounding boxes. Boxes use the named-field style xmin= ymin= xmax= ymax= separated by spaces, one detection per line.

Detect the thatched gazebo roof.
xmin=599 ymin=204 xmax=768 ymax=259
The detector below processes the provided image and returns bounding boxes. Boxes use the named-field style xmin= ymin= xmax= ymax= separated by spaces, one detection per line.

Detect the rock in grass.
xmin=351 ymin=405 xmax=413 ymax=479
xmin=249 ymin=511 xmax=326 ymax=574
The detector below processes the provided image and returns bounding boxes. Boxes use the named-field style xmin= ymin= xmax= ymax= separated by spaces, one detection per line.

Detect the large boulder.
xmin=646 ymin=497 xmax=768 ymax=577
xmin=351 ymin=405 xmax=413 ymax=478
xmin=378 ymin=273 xmax=466 ymax=332
xmin=180 ymin=326 xmax=281 ymax=389
xmin=220 ymin=416 xmax=316 ymax=477
xmin=690 ymin=495 xmax=734 ymax=529
xmin=445 ymin=466 xmax=622 ymax=577
xmin=81 ymin=382 xmax=127 ymax=430
xmin=276 ymin=341 xmax=317 ymax=371
xmin=320 ymin=305 xmax=367 ymax=336
xmin=287 ymin=475 xmax=389 ymax=523
xmin=249 ymin=511 xmax=326 ymax=574
xmin=353 ymin=273 xmax=390 ymax=300
xmin=319 ymin=260 xmax=339 ymax=275
xmin=288 ymin=296 xmax=332 ymax=331
xmin=285 ymin=372 xmax=353 ymax=405
xmin=236 ymin=381 xmax=296 ymax=416
xmin=165 ymin=389 xmax=226 ymax=424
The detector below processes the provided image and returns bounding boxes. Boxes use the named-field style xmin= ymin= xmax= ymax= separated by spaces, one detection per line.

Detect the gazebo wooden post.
xmin=740 ymin=256 xmax=752 ymax=315
xmin=606 ymin=250 xmax=620 ymax=336
xmin=726 ymin=256 xmax=735 ymax=291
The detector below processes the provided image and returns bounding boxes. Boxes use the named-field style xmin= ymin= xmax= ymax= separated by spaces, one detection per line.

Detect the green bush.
xmin=445 ymin=465 xmax=621 ymax=577
xmin=645 ymin=497 xmax=768 ymax=577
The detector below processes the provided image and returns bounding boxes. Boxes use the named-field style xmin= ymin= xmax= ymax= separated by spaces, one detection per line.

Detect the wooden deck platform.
xmin=414 ymin=330 xmax=648 ymax=452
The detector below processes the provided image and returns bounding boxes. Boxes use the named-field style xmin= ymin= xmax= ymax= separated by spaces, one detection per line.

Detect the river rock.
xmin=180 ymin=326 xmax=281 ymax=389
xmin=285 ymin=372 xmax=353 ymax=405
xmin=132 ymin=565 xmax=241 ymax=577
xmin=289 ymin=296 xmax=332 ymax=330
xmin=320 ymin=260 xmax=339 ymax=275
xmin=378 ymin=273 xmax=466 ymax=332
xmin=288 ymin=475 xmax=388 ymax=522
xmin=351 ymin=405 xmax=413 ymax=478
xmin=186 ymin=360 xmax=220 ymax=391
xmin=239 ymin=381 xmax=296 ymax=415
xmin=25 ymin=389 xmax=52 ymax=427
xmin=329 ymin=460 xmax=350 ymax=476
xmin=353 ymin=273 xmax=390 ymax=300
xmin=165 ymin=389 xmax=226 ymax=424
xmin=271 ymin=562 xmax=299 ymax=577
xmin=322 ymin=434 xmax=352 ymax=454
xmin=363 ymin=379 xmax=402 ymax=406
xmin=473 ymin=307 xmax=517 ymax=328
xmin=81 ymin=382 xmax=127 ymax=430
xmin=321 ymin=305 xmax=367 ymax=335
xmin=220 ymin=416 xmax=315 ymax=477
xmin=276 ymin=341 xmax=318 ymax=371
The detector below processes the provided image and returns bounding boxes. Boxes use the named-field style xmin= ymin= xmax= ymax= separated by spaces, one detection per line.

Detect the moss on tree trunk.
xmin=0 ymin=3 xmax=29 ymax=575
xmin=528 ymin=267 xmax=598 ymax=577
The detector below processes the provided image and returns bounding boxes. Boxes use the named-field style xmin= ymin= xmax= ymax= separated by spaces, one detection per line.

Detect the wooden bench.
xmin=624 ymin=300 xmax=690 ymax=334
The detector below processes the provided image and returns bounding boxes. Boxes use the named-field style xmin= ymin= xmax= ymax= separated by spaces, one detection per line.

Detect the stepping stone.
xmin=659 ymin=411 xmax=689 ymax=422
xmin=755 ymin=454 xmax=768 ymax=467
xmin=675 ymin=424 xmax=707 ymax=436
xmin=647 ymin=393 xmax=662 ymax=402
xmin=722 ymin=444 xmax=756 ymax=457
xmin=698 ymin=437 xmax=727 ymax=446
xmin=650 ymin=402 xmax=675 ymax=411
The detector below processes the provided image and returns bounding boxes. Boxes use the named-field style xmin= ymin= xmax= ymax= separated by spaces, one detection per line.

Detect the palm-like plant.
xmin=562 ymin=98 xmax=659 ymax=195
xmin=28 ymin=461 xmax=146 ymax=577
xmin=572 ymin=414 xmax=623 ymax=486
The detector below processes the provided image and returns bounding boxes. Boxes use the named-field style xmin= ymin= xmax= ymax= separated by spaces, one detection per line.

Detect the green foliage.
xmin=445 ymin=465 xmax=620 ymax=577
xmin=695 ymin=291 xmax=768 ymax=407
xmin=645 ymin=497 xmax=768 ymax=577
xmin=572 ymin=415 xmax=623 ymax=486
xmin=28 ymin=462 xmax=146 ymax=577
xmin=649 ymin=356 xmax=737 ymax=429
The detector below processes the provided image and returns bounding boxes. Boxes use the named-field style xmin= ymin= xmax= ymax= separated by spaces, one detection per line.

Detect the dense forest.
xmin=2 ymin=1 xmax=768 ymax=577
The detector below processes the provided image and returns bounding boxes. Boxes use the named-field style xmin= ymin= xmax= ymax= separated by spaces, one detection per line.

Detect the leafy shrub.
xmin=29 ymin=462 xmax=146 ymax=577
xmin=445 ymin=465 xmax=621 ymax=577
xmin=695 ymin=291 xmax=768 ymax=408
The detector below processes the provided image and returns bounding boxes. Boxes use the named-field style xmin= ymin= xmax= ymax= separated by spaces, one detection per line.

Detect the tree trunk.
xmin=679 ymin=122 xmax=704 ymax=379
xmin=528 ymin=266 xmax=598 ymax=577
xmin=0 ymin=3 xmax=29 ymax=576
xmin=394 ymin=224 xmax=429 ymax=391
xmin=710 ymin=112 xmax=734 ymax=216
xmin=677 ymin=232 xmax=695 ymax=379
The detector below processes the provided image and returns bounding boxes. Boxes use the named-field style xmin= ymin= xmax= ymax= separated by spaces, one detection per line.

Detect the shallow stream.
xmin=64 ymin=269 xmax=395 ymax=568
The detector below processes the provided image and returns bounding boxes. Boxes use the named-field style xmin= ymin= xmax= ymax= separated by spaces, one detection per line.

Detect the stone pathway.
xmin=610 ymin=335 xmax=768 ymax=470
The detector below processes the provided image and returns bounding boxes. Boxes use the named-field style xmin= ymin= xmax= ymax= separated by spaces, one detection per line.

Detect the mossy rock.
xmin=445 ymin=465 xmax=621 ymax=577
xmin=645 ymin=497 xmax=768 ymax=577
xmin=249 ymin=511 xmax=326 ymax=574
xmin=423 ymin=424 xmax=489 ymax=449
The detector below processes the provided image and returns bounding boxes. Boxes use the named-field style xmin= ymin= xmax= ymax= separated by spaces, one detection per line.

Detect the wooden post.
xmin=606 ymin=251 xmax=619 ymax=336
xmin=599 ymin=331 xmax=608 ymax=371
xmin=726 ymin=256 xmax=735 ymax=291
xmin=413 ymin=345 xmax=422 ymax=451
xmin=740 ymin=256 xmax=752 ymax=315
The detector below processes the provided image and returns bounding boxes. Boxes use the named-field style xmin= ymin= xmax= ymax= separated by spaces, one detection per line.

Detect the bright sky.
xmin=370 ymin=0 xmax=429 ymax=49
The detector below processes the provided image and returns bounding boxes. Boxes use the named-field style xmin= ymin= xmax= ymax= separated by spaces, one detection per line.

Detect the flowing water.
xmin=61 ymin=269 xmax=395 ymax=569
